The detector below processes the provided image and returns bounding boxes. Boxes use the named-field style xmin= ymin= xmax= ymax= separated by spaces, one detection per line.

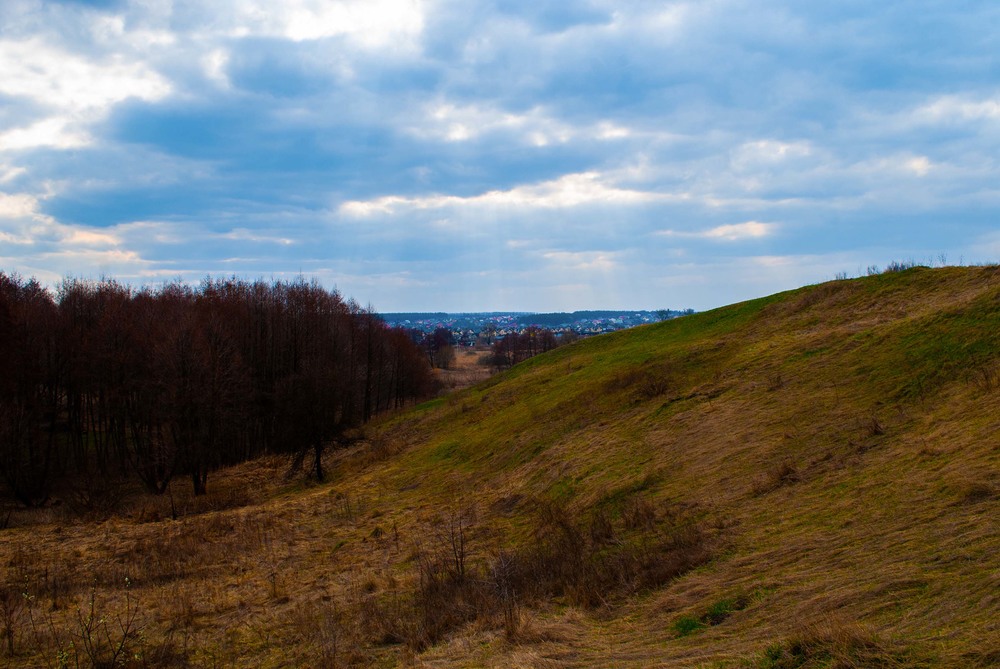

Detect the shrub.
xmin=363 ymin=498 xmax=716 ymax=651
xmin=752 ymin=461 xmax=800 ymax=496
xmin=747 ymin=621 xmax=931 ymax=669
xmin=605 ymin=365 xmax=673 ymax=401
xmin=0 ymin=586 xmax=25 ymax=657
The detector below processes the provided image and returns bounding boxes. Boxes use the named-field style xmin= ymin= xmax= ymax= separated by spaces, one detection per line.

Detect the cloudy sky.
xmin=1 ymin=0 xmax=998 ymax=311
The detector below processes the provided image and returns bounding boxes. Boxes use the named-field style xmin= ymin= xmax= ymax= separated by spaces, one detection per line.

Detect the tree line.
xmin=487 ymin=325 xmax=570 ymax=370
xmin=0 ymin=272 xmax=435 ymax=506
xmin=412 ymin=325 xmax=573 ymax=372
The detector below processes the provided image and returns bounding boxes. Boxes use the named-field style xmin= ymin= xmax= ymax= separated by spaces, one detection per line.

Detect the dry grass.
xmin=1 ymin=266 xmax=999 ymax=667
xmin=435 ymin=347 xmax=495 ymax=392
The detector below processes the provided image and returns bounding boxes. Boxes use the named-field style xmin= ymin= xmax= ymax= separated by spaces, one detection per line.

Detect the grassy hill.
xmin=2 ymin=265 xmax=998 ymax=667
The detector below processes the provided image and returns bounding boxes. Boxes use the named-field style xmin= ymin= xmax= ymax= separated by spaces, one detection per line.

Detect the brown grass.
xmin=435 ymin=347 xmax=495 ymax=391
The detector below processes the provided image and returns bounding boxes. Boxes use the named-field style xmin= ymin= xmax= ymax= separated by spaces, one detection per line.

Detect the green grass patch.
xmin=413 ymin=397 xmax=446 ymax=412
xmin=673 ymin=595 xmax=752 ymax=637
xmin=673 ymin=614 xmax=706 ymax=637
xmin=429 ymin=440 xmax=469 ymax=463
xmin=860 ymin=290 xmax=1000 ymax=400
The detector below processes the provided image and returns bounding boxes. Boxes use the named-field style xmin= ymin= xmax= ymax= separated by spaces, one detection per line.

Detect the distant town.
xmin=381 ymin=309 xmax=695 ymax=346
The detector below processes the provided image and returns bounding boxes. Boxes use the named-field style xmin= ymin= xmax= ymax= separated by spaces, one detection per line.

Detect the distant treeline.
xmin=488 ymin=325 xmax=564 ymax=369
xmin=0 ymin=273 xmax=435 ymax=506
xmin=384 ymin=312 xmax=531 ymax=321
xmin=516 ymin=311 xmax=653 ymax=328
xmin=384 ymin=310 xmax=691 ymax=334
xmin=385 ymin=310 xmax=657 ymax=326
xmin=382 ymin=312 xmax=451 ymax=322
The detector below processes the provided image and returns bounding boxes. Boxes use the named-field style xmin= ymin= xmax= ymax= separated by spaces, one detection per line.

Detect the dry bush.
xmin=0 ymin=585 xmax=25 ymax=658
xmin=359 ymin=497 xmax=716 ymax=653
xmin=21 ymin=578 xmax=161 ymax=669
xmin=489 ymin=548 xmax=522 ymax=640
xmin=962 ymin=647 xmax=1000 ymax=668
xmin=64 ymin=474 xmax=133 ymax=521
xmin=114 ymin=513 xmax=280 ymax=588
xmin=359 ymin=435 xmax=405 ymax=466
xmin=752 ymin=461 xmax=801 ymax=496
xmin=287 ymin=599 xmax=356 ymax=668
xmin=783 ymin=281 xmax=845 ymax=314
xmin=955 ymin=479 xmax=999 ymax=505
xmin=126 ymin=483 xmax=256 ymax=525
xmin=766 ymin=372 xmax=785 ymax=392
xmin=968 ymin=360 xmax=999 ymax=392
xmin=70 ymin=582 xmax=143 ymax=669
xmin=6 ymin=549 xmax=72 ymax=616
xmin=507 ymin=499 xmax=714 ymax=609
xmin=362 ymin=509 xmax=490 ymax=651
xmin=621 ymin=497 xmax=657 ymax=532
xmin=866 ymin=412 xmax=885 ymax=437
xmin=605 ymin=365 xmax=673 ymax=401
xmin=748 ymin=620 xmax=930 ymax=669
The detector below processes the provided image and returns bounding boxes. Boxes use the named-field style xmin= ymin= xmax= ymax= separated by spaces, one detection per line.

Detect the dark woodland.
xmin=0 ymin=272 xmax=435 ymax=506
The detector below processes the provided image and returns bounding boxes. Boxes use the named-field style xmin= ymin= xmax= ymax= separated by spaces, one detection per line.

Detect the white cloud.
xmin=41 ymin=247 xmax=144 ymax=266
xmin=62 ymin=229 xmax=121 ymax=247
xmin=732 ymin=139 xmax=813 ymax=167
xmin=658 ymin=221 xmax=777 ymax=242
xmin=0 ymin=194 xmax=161 ymax=279
xmin=853 ymin=153 xmax=937 ymax=179
xmin=113 ymin=221 xmax=188 ymax=245
xmin=91 ymin=15 xmax=177 ymax=49
xmin=904 ymin=156 xmax=932 ymax=177
xmin=220 ymin=0 xmax=426 ymax=47
xmin=913 ymin=94 xmax=1000 ymax=124
xmin=0 ymin=36 xmax=171 ymax=158
xmin=220 ymin=228 xmax=296 ymax=245
xmin=542 ymin=250 xmax=618 ymax=272
xmin=408 ymin=102 xmax=632 ymax=146
xmin=0 ymin=38 xmax=171 ymax=113
xmin=0 ymin=192 xmax=48 ymax=221
xmin=596 ymin=121 xmax=631 ymax=140
xmin=415 ymin=103 xmax=565 ymax=143
xmin=647 ymin=4 xmax=691 ymax=34
xmin=202 ymin=49 xmax=232 ymax=88
xmin=339 ymin=171 xmax=664 ymax=216
xmin=0 ymin=166 xmax=26 ymax=184
xmin=0 ymin=185 xmax=129 ymax=250
xmin=0 ymin=118 xmax=91 ymax=151
xmin=704 ymin=221 xmax=775 ymax=241
xmin=751 ymin=255 xmax=798 ymax=268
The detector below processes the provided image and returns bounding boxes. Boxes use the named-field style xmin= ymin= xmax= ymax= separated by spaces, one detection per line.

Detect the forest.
xmin=0 ymin=272 xmax=435 ymax=509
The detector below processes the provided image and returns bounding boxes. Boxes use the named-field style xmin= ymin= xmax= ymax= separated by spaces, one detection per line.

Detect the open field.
xmin=435 ymin=347 xmax=495 ymax=393
xmin=1 ymin=266 xmax=998 ymax=667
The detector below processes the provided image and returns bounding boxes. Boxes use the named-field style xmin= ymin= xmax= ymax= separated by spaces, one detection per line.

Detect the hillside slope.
xmin=2 ymin=266 xmax=998 ymax=668
xmin=367 ymin=265 xmax=1000 ymax=668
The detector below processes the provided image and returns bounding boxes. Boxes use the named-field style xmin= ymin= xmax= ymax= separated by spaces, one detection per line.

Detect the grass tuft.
xmin=746 ymin=621 xmax=932 ymax=669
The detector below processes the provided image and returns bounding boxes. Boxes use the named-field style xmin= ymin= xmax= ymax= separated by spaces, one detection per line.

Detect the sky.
xmin=1 ymin=0 xmax=998 ymax=312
